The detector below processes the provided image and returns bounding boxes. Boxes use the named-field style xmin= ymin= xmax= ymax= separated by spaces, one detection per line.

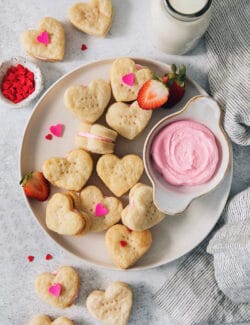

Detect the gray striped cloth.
xmin=206 ymin=0 xmax=250 ymax=146
xmin=153 ymin=1 xmax=250 ymax=323
xmin=153 ymin=188 xmax=250 ymax=325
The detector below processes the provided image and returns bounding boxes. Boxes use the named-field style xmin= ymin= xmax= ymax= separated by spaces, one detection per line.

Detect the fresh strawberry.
xmin=162 ymin=64 xmax=186 ymax=108
xmin=20 ymin=171 xmax=50 ymax=201
xmin=137 ymin=79 xmax=169 ymax=110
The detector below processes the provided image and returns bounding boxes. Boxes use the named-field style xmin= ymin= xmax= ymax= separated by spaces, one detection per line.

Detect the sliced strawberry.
xmin=137 ymin=80 xmax=169 ymax=110
xmin=163 ymin=64 xmax=186 ymax=108
xmin=20 ymin=171 xmax=50 ymax=201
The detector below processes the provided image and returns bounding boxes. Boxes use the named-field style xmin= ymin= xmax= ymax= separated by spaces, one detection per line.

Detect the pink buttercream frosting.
xmin=78 ymin=132 xmax=113 ymax=143
xmin=151 ymin=120 xmax=220 ymax=186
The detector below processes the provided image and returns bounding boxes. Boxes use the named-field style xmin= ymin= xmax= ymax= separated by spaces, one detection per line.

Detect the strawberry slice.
xmin=137 ymin=79 xmax=169 ymax=110
xmin=20 ymin=171 xmax=50 ymax=201
xmin=162 ymin=64 xmax=186 ymax=108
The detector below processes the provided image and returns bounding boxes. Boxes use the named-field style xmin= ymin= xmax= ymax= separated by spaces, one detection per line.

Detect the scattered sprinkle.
xmin=120 ymin=240 xmax=127 ymax=247
xmin=45 ymin=253 xmax=53 ymax=260
xmin=122 ymin=73 xmax=135 ymax=86
xmin=48 ymin=283 xmax=62 ymax=297
xmin=127 ymin=228 xmax=132 ymax=233
xmin=81 ymin=44 xmax=88 ymax=51
xmin=49 ymin=124 xmax=64 ymax=137
xmin=95 ymin=203 xmax=108 ymax=217
xmin=27 ymin=255 xmax=34 ymax=262
xmin=37 ymin=31 xmax=50 ymax=45
xmin=45 ymin=134 xmax=53 ymax=140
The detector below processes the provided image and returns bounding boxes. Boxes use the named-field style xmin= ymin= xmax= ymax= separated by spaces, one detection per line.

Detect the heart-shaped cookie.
xmin=105 ymin=224 xmax=152 ymax=269
xmin=21 ymin=17 xmax=65 ymax=61
xmin=106 ymin=101 xmax=152 ymax=140
xmin=110 ymin=58 xmax=153 ymax=102
xmin=96 ymin=154 xmax=144 ymax=197
xmin=64 ymin=79 xmax=111 ymax=123
xmin=46 ymin=192 xmax=91 ymax=236
xmin=42 ymin=149 xmax=93 ymax=191
xmin=69 ymin=0 xmax=113 ymax=37
xmin=86 ymin=282 xmax=133 ymax=325
xmin=121 ymin=183 xmax=165 ymax=231
xmin=29 ymin=315 xmax=74 ymax=325
xmin=75 ymin=122 xmax=117 ymax=154
xmin=35 ymin=266 xmax=80 ymax=309
xmin=75 ymin=185 xmax=122 ymax=232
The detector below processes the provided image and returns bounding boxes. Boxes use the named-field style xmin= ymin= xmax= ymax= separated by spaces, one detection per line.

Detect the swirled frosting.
xmin=151 ymin=120 xmax=220 ymax=186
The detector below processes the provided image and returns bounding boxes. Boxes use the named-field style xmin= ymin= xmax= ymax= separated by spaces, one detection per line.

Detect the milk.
xmin=169 ymin=0 xmax=208 ymax=14
xmin=150 ymin=0 xmax=212 ymax=55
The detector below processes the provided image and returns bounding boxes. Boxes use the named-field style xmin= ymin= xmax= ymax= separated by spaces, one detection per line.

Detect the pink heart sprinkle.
xmin=37 ymin=31 xmax=50 ymax=45
xmin=48 ymin=283 xmax=62 ymax=297
xmin=49 ymin=124 xmax=64 ymax=137
xmin=81 ymin=44 xmax=88 ymax=51
xmin=95 ymin=203 xmax=108 ymax=217
xmin=122 ymin=73 xmax=135 ymax=86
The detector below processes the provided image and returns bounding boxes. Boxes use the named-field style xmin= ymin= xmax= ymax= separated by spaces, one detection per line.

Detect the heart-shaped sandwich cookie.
xmin=110 ymin=58 xmax=153 ymax=102
xmin=75 ymin=122 xmax=118 ymax=154
xmin=105 ymin=224 xmax=152 ymax=269
xmin=106 ymin=101 xmax=152 ymax=140
xmin=29 ymin=315 xmax=74 ymax=325
xmin=75 ymin=185 xmax=122 ymax=232
xmin=96 ymin=154 xmax=144 ymax=197
xmin=86 ymin=282 xmax=133 ymax=325
xmin=35 ymin=266 xmax=80 ymax=309
xmin=42 ymin=149 xmax=93 ymax=191
xmin=69 ymin=0 xmax=113 ymax=37
xmin=122 ymin=183 xmax=165 ymax=231
xmin=46 ymin=192 xmax=91 ymax=236
xmin=21 ymin=17 xmax=65 ymax=61
xmin=64 ymin=79 xmax=111 ymax=123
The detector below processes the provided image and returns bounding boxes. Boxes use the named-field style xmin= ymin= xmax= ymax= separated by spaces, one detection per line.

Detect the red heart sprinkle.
xmin=81 ymin=44 xmax=88 ymax=51
xmin=27 ymin=255 xmax=34 ymax=262
xmin=120 ymin=240 xmax=127 ymax=247
xmin=45 ymin=134 xmax=53 ymax=140
xmin=46 ymin=254 xmax=53 ymax=260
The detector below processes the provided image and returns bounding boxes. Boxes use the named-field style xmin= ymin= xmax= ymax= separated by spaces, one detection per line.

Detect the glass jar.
xmin=150 ymin=0 xmax=213 ymax=55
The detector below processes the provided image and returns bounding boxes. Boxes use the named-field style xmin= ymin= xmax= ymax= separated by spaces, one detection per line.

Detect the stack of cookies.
xmin=42 ymin=58 xmax=166 ymax=269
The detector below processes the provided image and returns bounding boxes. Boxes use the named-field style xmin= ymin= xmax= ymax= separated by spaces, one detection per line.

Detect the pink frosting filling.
xmin=78 ymin=132 xmax=113 ymax=143
xmin=151 ymin=120 xmax=220 ymax=186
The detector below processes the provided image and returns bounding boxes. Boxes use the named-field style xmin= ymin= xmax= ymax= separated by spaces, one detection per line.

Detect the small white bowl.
xmin=0 ymin=56 xmax=43 ymax=108
xmin=143 ymin=95 xmax=231 ymax=215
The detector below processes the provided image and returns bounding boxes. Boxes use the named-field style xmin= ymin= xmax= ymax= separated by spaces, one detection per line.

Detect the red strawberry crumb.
xmin=27 ymin=255 xmax=34 ymax=262
xmin=45 ymin=254 xmax=53 ymax=260
xmin=81 ymin=44 xmax=88 ymax=51
xmin=120 ymin=240 xmax=127 ymax=247
xmin=45 ymin=134 xmax=53 ymax=140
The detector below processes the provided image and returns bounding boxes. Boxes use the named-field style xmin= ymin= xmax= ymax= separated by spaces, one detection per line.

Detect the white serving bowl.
xmin=143 ymin=95 xmax=231 ymax=215
xmin=0 ymin=56 xmax=43 ymax=108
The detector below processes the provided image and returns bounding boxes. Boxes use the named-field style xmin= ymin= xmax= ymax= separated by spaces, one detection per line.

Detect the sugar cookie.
xmin=105 ymin=224 xmax=152 ymax=269
xmin=121 ymin=183 xmax=165 ymax=230
xmin=96 ymin=154 xmax=144 ymax=197
xmin=86 ymin=282 xmax=132 ymax=325
xmin=75 ymin=122 xmax=117 ymax=154
xmin=42 ymin=149 xmax=93 ymax=191
xmin=35 ymin=266 xmax=80 ymax=309
xmin=21 ymin=17 xmax=65 ymax=62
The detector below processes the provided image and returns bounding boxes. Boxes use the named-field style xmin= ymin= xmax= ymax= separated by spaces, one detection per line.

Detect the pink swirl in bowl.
xmin=151 ymin=120 xmax=220 ymax=186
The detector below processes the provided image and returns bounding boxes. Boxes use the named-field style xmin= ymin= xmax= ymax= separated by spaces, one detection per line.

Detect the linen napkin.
xmin=206 ymin=0 xmax=250 ymax=146
xmin=153 ymin=187 xmax=250 ymax=325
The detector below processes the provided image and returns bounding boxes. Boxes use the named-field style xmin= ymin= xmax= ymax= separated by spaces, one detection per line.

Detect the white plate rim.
xmin=19 ymin=57 xmax=233 ymax=271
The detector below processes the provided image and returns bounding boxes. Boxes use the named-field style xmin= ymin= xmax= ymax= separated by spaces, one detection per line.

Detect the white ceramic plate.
xmin=20 ymin=58 xmax=233 ymax=270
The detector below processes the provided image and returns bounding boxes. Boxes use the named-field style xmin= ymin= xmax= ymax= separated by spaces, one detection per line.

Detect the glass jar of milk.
xmin=150 ymin=0 xmax=213 ymax=55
